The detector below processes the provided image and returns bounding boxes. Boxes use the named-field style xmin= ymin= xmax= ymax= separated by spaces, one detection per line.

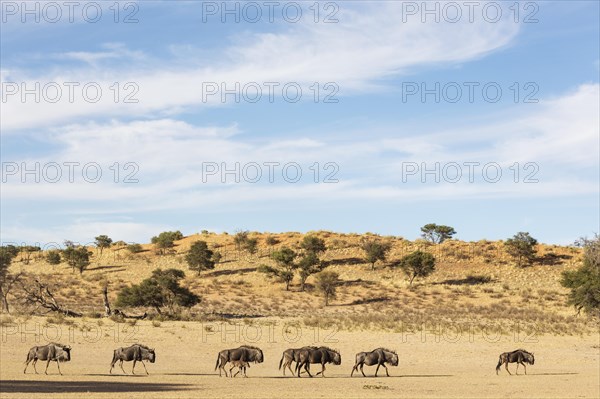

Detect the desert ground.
xmin=0 ymin=318 xmax=598 ymax=399
xmin=1 ymin=232 xmax=599 ymax=398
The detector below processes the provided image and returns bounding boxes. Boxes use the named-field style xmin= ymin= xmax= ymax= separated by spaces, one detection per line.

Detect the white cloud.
xmin=1 ymin=2 xmax=520 ymax=132
xmin=2 ymin=84 xmax=597 ymax=211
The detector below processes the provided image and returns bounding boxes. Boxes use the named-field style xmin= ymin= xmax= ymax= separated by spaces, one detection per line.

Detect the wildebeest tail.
xmin=111 ymin=350 xmax=118 ymax=366
xmin=495 ymin=356 xmax=502 ymax=373
xmin=215 ymin=355 xmax=221 ymax=371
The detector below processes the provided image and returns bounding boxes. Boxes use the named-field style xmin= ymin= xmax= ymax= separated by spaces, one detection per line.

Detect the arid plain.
xmin=1 ymin=232 xmax=598 ymax=398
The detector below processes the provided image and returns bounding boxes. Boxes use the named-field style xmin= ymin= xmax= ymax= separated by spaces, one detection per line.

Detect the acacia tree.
xmin=420 ymin=224 xmax=456 ymax=244
xmin=62 ymin=246 xmax=91 ymax=275
xmin=561 ymin=235 xmax=600 ymax=317
xmin=151 ymin=231 xmax=183 ymax=255
xmin=185 ymin=240 xmax=215 ymax=274
xmin=361 ymin=240 xmax=392 ymax=270
xmin=116 ymin=268 xmax=199 ymax=315
xmin=94 ymin=235 xmax=113 ymax=257
xmin=505 ymin=232 xmax=538 ymax=267
xmin=300 ymin=235 xmax=326 ymax=254
xmin=296 ymin=235 xmax=327 ymax=289
xmin=315 ymin=270 xmax=339 ymax=306
xmin=396 ymin=250 xmax=436 ymax=285
xmin=259 ymin=247 xmax=297 ymax=290
xmin=297 ymin=252 xmax=321 ymax=292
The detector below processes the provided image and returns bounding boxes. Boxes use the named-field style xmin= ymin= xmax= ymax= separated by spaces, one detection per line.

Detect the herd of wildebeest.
xmin=22 ymin=342 xmax=535 ymax=377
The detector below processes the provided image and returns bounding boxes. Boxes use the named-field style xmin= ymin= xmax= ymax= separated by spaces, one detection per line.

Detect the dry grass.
xmin=4 ymin=233 xmax=591 ymax=336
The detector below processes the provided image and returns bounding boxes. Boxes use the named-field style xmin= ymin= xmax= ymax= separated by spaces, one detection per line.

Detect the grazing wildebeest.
xmin=215 ymin=345 xmax=264 ymax=377
xmin=229 ymin=360 xmax=250 ymax=378
xmin=295 ymin=346 xmax=341 ymax=378
xmin=24 ymin=343 xmax=71 ymax=375
xmin=496 ymin=349 xmax=535 ymax=375
xmin=110 ymin=344 xmax=156 ymax=375
xmin=351 ymin=348 xmax=398 ymax=377
xmin=278 ymin=346 xmax=318 ymax=376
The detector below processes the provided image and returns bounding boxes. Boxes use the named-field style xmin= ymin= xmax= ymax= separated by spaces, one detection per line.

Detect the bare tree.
xmin=21 ymin=278 xmax=83 ymax=317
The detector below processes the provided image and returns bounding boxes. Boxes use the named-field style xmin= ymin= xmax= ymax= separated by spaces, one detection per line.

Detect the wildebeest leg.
xmin=119 ymin=359 xmax=127 ymax=374
xmin=132 ymin=359 xmax=137 ymax=375
xmin=24 ymin=358 xmax=32 ymax=374
xmin=32 ymin=359 xmax=39 ymax=374
xmin=505 ymin=361 xmax=512 ymax=375
xmin=45 ymin=359 xmax=51 ymax=375
xmin=383 ymin=364 xmax=390 ymax=377
xmin=375 ymin=363 xmax=381 ymax=377
xmin=305 ymin=362 xmax=313 ymax=378
xmin=315 ymin=363 xmax=326 ymax=377
xmin=515 ymin=362 xmax=519 ymax=375
xmin=360 ymin=363 xmax=366 ymax=377
xmin=140 ymin=360 xmax=149 ymax=375
xmin=351 ymin=363 xmax=357 ymax=377
xmin=56 ymin=360 xmax=62 ymax=375
xmin=287 ymin=360 xmax=296 ymax=376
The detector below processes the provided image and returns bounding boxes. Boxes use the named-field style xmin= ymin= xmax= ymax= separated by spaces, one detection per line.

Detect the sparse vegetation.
xmin=45 ymin=250 xmax=61 ymax=265
xmin=94 ymin=235 xmax=113 ymax=256
xmin=396 ymin=250 xmax=436 ymax=285
xmin=561 ymin=235 xmax=600 ymax=317
xmin=62 ymin=246 xmax=92 ymax=275
xmin=116 ymin=268 xmax=199 ymax=315
xmin=505 ymin=232 xmax=538 ymax=267
xmin=361 ymin=240 xmax=391 ymax=270
xmin=420 ymin=223 xmax=456 ymax=244
xmin=185 ymin=240 xmax=215 ymax=274
xmin=260 ymin=247 xmax=297 ymax=290
xmin=314 ymin=270 xmax=339 ymax=306
xmin=151 ymin=231 xmax=184 ymax=255
xmin=127 ymin=243 xmax=143 ymax=254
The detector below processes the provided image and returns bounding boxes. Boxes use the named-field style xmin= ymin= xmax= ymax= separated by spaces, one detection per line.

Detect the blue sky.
xmin=1 ymin=0 xmax=598 ymax=246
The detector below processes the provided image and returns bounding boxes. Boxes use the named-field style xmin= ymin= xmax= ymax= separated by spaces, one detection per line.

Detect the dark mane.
xmin=514 ymin=349 xmax=533 ymax=356
xmin=319 ymin=346 xmax=340 ymax=354
xmin=240 ymin=345 xmax=262 ymax=351
xmin=378 ymin=348 xmax=397 ymax=355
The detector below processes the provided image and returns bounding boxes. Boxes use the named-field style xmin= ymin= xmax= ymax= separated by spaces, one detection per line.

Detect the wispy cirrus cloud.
xmin=1 ymin=2 xmax=520 ymax=132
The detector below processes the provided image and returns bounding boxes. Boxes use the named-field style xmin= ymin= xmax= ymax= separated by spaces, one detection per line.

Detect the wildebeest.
xmin=24 ymin=343 xmax=72 ymax=375
xmin=351 ymin=348 xmax=398 ymax=377
xmin=278 ymin=346 xmax=318 ymax=376
xmin=496 ymin=349 xmax=535 ymax=375
xmin=110 ymin=344 xmax=156 ymax=375
xmin=229 ymin=360 xmax=250 ymax=378
xmin=295 ymin=346 xmax=341 ymax=378
xmin=215 ymin=345 xmax=264 ymax=377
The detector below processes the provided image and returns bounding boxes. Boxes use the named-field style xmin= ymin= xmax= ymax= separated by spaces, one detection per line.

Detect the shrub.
xmin=46 ymin=250 xmax=61 ymax=265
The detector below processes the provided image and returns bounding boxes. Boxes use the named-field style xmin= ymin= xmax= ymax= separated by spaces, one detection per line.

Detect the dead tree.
xmin=0 ymin=271 xmax=23 ymax=314
xmin=102 ymin=282 xmax=147 ymax=320
xmin=21 ymin=278 xmax=83 ymax=317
